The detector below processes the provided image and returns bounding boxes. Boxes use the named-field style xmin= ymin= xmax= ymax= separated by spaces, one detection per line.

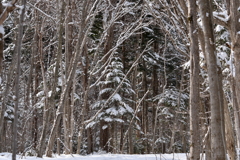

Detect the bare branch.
xmin=0 ymin=3 xmax=16 ymax=25
xmin=213 ymin=11 xmax=230 ymax=29
xmin=27 ymin=2 xmax=56 ymax=23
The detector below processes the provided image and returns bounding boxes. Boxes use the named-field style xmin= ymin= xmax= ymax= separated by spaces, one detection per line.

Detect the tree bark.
xmin=231 ymin=77 xmax=240 ymax=148
xmin=0 ymin=1 xmax=18 ymax=151
xmin=198 ymin=0 xmax=226 ymax=159
xmin=12 ymin=0 xmax=26 ymax=159
xmin=224 ymin=96 xmax=236 ymax=160
xmin=229 ymin=1 xmax=240 ymax=132
xmin=188 ymin=0 xmax=201 ymax=159
xmin=37 ymin=21 xmax=51 ymax=158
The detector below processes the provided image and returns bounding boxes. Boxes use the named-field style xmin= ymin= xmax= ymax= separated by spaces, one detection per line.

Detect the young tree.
xmin=87 ymin=55 xmax=135 ymax=152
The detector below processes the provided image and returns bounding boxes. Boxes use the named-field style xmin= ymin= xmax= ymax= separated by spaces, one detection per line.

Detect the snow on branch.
xmin=27 ymin=2 xmax=56 ymax=23
xmin=213 ymin=11 xmax=230 ymax=29
xmin=0 ymin=2 xmax=16 ymax=25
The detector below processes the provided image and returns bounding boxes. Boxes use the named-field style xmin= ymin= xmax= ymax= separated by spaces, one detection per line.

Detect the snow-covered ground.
xmin=0 ymin=153 xmax=187 ymax=160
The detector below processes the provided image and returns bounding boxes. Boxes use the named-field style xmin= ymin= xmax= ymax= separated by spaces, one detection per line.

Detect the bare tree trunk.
xmin=231 ymin=77 xmax=240 ymax=148
xmin=188 ymin=0 xmax=200 ymax=159
xmin=198 ymin=0 xmax=226 ymax=159
xmin=0 ymin=1 xmax=17 ymax=151
xmin=12 ymin=0 xmax=26 ymax=159
xmin=224 ymin=96 xmax=236 ymax=160
xmin=0 ymin=1 xmax=5 ymax=151
xmin=87 ymin=128 xmax=93 ymax=154
xmin=229 ymin=0 xmax=240 ymax=130
xmin=64 ymin=0 xmax=75 ymax=154
xmin=76 ymin=43 xmax=88 ymax=154
xmin=37 ymin=22 xmax=51 ymax=158
xmin=0 ymin=2 xmax=3 ymax=77
xmin=57 ymin=120 xmax=61 ymax=155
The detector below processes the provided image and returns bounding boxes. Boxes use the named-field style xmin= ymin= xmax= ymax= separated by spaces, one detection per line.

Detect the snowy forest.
xmin=0 ymin=0 xmax=239 ymax=160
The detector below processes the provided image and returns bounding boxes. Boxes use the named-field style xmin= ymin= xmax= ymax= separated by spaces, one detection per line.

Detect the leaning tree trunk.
xmin=188 ymin=0 xmax=201 ymax=159
xmin=198 ymin=0 xmax=226 ymax=159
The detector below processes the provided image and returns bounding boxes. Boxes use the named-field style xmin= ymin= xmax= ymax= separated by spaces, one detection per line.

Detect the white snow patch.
xmin=112 ymin=93 xmax=122 ymax=101
xmin=36 ymin=91 xmax=44 ymax=97
xmin=4 ymin=112 xmax=8 ymax=117
xmin=182 ymin=60 xmax=190 ymax=69
xmin=48 ymin=91 xmax=52 ymax=97
xmin=104 ymin=117 xmax=112 ymax=122
xmin=102 ymin=125 xmax=108 ymax=130
xmin=227 ymin=51 xmax=235 ymax=77
xmin=213 ymin=11 xmax=230 ymax=22
xmin=0 ymin=153 xmax=188 ymax=160
xmin=0 ymin=25 xmax=5 ymax=35
xmin=218 ymin=52 xmax=228 ymax=60
xmin=106 ymin=107 xmax=118 ymax=116
xmin=215 ymin=25 xmax=224 ymax=32
xmin=113 ymin=76 xmax=121 ymax=83
xmin=2 ymin=3 xmax=12 ymax=7
xmin=58 ymin=77 xmax=63 ymax=86
xmin=123 ymin=1 xmax=135 ymax=7
xmin=85 ymin=121 xmax=96 ymax=129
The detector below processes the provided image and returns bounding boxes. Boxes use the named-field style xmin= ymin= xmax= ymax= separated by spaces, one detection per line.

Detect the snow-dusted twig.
xmin=121 ymin=89 xmax=150 ymax=152
xmin=27 ymin=2 xmax=56 ymax=23
xmin=57 ymin=138 xmax=74 ymax=157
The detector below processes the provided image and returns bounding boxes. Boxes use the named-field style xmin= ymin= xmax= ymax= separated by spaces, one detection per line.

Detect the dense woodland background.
xmin=0 ymin=0 xmax=239 ymax=160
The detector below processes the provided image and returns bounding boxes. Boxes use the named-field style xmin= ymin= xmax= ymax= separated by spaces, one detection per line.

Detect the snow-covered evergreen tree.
xmin=87 ymin=54 xmax=135 ymax=128
xmin=86 ymin=53 xmax=136 ymax=152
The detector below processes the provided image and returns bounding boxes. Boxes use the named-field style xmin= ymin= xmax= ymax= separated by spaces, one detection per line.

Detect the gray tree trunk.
xmin=229 ymin=2 xmax=240 ymax=147
xmin=198 ymin=0 xmax=226 ymax=159
xmin=224 ymin=96 xmax=236 ymax=160
xmin=12 ymin=0 xmax=26 ymax=159
xmin=188 ymin=0 xmax=201 ymax=159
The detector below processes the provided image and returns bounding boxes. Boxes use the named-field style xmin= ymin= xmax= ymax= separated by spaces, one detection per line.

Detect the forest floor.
xmin=0 ymin=152 xmax=187 ymax=160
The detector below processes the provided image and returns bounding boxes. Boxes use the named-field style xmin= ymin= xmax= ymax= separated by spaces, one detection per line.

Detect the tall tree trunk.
xmin=188 ymin=0 xmax=200 ymax=159
xmin=37 ymin=22 xmax=51 ymax=158
xmin=198 ymin=0 xmax=226 ymax=159
xmin=76 ymin=43 xmax=88 ymax=154
xmin=0 ymin=2 xmax=3 ymax=77
xmin=0 ymin=1 xmax=4 ymax=148
xmin=12 ymin=0 xmax=26 ymax=159
xmin=229 ymin=0 xmax=240 ymax=133
xmin=64 ymin=0 xmax=75 ymax=154
xmin=231 ymin=77 xmax=240 ymax=147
